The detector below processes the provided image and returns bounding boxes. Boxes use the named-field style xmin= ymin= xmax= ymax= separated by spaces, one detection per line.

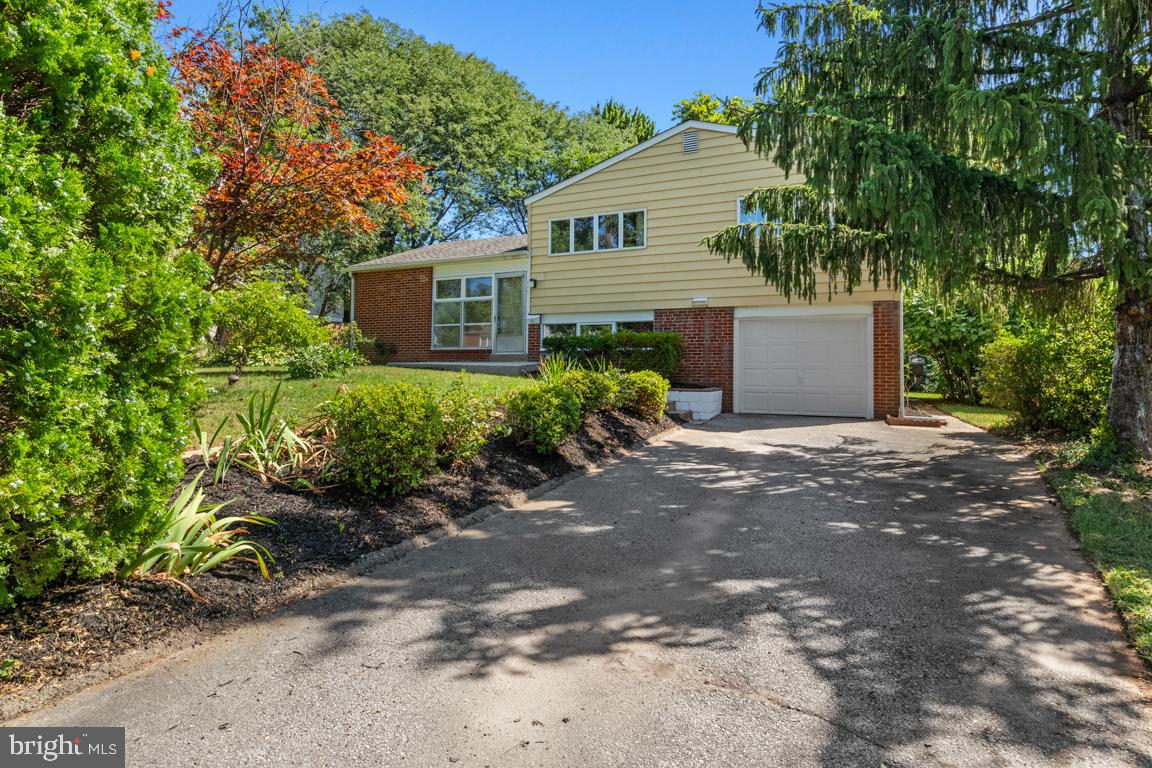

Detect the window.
xmin=550 ymin=220 xmax=570 ymax=254
xmin=432 ymin=276 xmax=493 ymax=348
xmin=738 ymin=197 xmax=769 ymax=226
xmin=549 ymin=210 xmax=645 ymax=254
xmin=541 ymin=319 xmax=653 ymax=344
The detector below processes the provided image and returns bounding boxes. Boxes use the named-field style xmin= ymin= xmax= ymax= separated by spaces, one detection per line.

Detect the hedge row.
xmin=541 ymin=331 xmax=684 ymax=380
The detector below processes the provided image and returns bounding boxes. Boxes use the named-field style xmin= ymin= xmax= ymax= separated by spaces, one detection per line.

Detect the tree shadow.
xmin=274 ymin=416 xmax=1151 ymax=764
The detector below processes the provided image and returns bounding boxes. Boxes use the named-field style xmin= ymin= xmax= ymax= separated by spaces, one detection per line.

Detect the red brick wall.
xmin=873 ymin=300 xmax=903 ymax=417
xmin=528 ymin=323 xmax=541 ymax=361
xmin=654 ymin=307 xmax=735 ymax=412
xmin=353 ymin=267 xmax=542 ymax=363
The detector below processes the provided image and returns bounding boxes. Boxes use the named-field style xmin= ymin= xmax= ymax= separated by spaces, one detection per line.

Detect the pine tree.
xmin=705 ymin=1 xmax=1152 ymax=452
xmin=592 ymin=99 xmax=656 ymax=143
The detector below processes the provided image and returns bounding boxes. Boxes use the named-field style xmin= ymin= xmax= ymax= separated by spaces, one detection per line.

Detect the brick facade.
xmin=353 ymin=267 xmax=535 ymax=363
xmin=872 ymin=300 xmax=903 ymax=418
xmin=654 ymin=307 xmax=735 ymax=412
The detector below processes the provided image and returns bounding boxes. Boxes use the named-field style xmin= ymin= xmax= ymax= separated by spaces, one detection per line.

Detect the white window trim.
xmin=539 ymin=317 xmax=655 ymax=349
xmin=431 ymin=274 xmax=496 ymax=351
xmin=736 ymin=196 xmax=770 ymax=226
xmin=548 ymin=208 xmax=648 ymax=256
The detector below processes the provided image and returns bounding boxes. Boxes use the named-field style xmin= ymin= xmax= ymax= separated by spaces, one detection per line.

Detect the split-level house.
xmin=349 ymin=120 xmax=903 ymax=418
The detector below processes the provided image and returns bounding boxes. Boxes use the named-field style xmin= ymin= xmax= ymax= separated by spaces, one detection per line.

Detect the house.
xmin=349 ymin=121 xmax=903 ymax=418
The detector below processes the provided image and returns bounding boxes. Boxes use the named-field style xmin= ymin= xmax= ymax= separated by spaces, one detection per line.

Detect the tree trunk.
xmin=1108 ymin=279 xmax=1152 ymax=456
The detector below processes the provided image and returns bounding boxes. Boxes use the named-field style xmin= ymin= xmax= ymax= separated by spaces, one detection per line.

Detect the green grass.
xmin=1044 ymin=454 xmax=1152 ymax=662
xmin=906 ymin=392 xmax=1015 ymax=431
xmin=193 ymin=365 xmax=532 ymax=439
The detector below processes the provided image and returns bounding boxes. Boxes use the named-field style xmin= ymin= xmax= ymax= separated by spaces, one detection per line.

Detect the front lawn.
xmin=906 ymin=392 xmax=1015 ymax=431
xmin=194 ymin=365 xmax=533 ymax=438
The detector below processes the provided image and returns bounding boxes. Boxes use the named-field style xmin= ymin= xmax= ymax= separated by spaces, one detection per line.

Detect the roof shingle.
xmin=348 ymin=235 xmax=528 ymax=272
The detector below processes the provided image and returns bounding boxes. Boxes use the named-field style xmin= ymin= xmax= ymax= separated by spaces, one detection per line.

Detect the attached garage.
xmin=734 ymin=311 xmax=873 ymax=418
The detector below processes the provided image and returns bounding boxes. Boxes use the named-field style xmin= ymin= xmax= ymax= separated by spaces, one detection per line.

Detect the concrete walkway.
xmin=16 ymin=416 xmax=1152 ymax=766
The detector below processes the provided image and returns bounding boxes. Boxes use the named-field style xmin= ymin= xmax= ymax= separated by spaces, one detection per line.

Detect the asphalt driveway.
xmin=16 ymin=415 xmax=1152 ymax=766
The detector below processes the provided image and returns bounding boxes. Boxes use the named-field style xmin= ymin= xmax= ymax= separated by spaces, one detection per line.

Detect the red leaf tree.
xmin=173 ymin=36 xmax=424 ymax=289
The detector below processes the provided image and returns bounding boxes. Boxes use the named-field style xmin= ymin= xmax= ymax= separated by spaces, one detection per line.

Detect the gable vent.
xmin=681 ymin=129 xmax=700 ymax=153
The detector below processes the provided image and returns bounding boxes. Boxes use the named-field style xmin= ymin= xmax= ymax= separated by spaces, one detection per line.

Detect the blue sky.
xmin=167 ymin=0 xmax=778 ymax=129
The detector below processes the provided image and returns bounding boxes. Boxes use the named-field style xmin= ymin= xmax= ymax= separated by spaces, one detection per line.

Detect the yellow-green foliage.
xmin=619 ymin=371 xmax=670 ymax=422
xmin=558 ymin=370 xmax=620 ymax=412
xmin=506 ymin=384 xmax=582 ymax=454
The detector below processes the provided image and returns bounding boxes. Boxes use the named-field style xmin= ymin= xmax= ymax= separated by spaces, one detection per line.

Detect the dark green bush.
xmin=506 ymin=385 xmax=583 ymax=454
xmin=285 ymin=344 xmax=365 ymax=379
xmin=619 ymin=371 xmax=671 ymax=422
xmin=558 ymin=370 xmax=620 ymax=412
xmin=980 ymin=304 xmax=1113 ymax=437
xmin=542 ymin=331 xmax=685 ymax=379
xmin=327 ymin=383 xmax=444 ymax=495
xmin=437 ymin=377 xmax=499 ymax=463
xmin=0 ymin=0 xmax=213 ymax=606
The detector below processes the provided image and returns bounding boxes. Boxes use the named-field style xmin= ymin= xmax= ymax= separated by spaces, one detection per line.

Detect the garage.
xmin=735 ymin=314 xmax=871 ymax=418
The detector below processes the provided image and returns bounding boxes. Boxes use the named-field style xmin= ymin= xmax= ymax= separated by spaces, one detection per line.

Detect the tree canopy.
xmin=593 ymin=99 xmax=656 ymax=143
xmin=705 ymin=0 xmax=1152 ymax=452
xmin=172 ymin=34 xmax=424 ymax=289
xmin=264 ymin=12 xmax=636 ymax=245
xmin=672 ymin=92 xmax=752 ymax=125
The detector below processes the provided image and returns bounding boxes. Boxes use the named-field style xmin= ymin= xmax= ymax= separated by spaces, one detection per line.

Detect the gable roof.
xmin=524 ymin=120 xmax=740 ymax=206
xmin=348 ymin=234 xmax=528 ymax=273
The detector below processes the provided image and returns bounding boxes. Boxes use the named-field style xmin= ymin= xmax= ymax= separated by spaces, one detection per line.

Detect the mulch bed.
xmin=0 ymin=411 xmax=675 ymax=707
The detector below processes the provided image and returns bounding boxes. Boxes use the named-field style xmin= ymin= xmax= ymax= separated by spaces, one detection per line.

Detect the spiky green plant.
xmin=120 ymin=472 xmax=273 ymax=590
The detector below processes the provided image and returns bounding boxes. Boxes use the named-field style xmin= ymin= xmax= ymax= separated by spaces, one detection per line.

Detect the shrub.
xmin=619 ymin=371 xmax=671 ymax=422
xmin=212 ymin=281 xmax=328 ymax=372
xmin=542 ymin=331 xmax=685 ymax=379
xmin=506 ymin=385 xmax=582 ymax=454
xmin=285 ymin=344 xmax=365 ymax=379
xmin=327 ymin=383 xmax=444 ymax=495
xmin=903 ymin=295 xmax=998 ymax=402
xmin=0 ymin=0 xmax=214 ymax=606
xmin=438 ymin=376 xmax=499 ymax=463
xmin=559 ymin=370 xmax=620 ymax=412
xmin=980 ymin=304 xmax=1113 ymax=436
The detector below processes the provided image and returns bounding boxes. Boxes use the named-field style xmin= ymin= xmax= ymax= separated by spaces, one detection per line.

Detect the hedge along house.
xmin=351 ymin=120 xmax=904 ymax=418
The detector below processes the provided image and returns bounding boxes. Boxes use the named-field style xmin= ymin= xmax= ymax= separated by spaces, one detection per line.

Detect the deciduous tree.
xmin=706 ymin=1 xmax=1152 ymax=453
xmin=173 ymin=34 xmax=424 ymax=289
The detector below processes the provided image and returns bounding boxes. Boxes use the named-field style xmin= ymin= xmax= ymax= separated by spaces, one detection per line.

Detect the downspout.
xmin=348 ymin=271 xmax=356 ymax=351
xmin=898 ymin=291 xmax=905 ymax=416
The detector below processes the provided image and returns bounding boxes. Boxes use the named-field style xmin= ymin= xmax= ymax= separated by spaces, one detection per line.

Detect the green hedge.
xmin=506 ymin=385 xmax=583 ymax=454
xmin=0 ymin=0 xmax=212 ymax=606
xmin=542 ymin=331 xmax=684 ymax=380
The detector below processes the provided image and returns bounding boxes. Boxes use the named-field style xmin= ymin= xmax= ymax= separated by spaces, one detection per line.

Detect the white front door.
xmin=493 ymin=272 xmax=527 ymax=354
xmin=736 ymin=316 xmax=870 ymax=417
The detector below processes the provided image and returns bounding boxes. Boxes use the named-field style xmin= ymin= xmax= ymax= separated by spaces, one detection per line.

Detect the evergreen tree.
xmin=592 ymin=99 xmax=656 ymax=143
xmin=706 ymin=1 xmax=1152 ymax=452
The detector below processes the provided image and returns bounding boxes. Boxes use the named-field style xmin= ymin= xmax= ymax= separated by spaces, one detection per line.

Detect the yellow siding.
xmin=528 ymin=128 xmax=899 ymax=314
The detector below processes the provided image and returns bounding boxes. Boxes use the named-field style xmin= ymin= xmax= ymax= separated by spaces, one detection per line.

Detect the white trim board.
xmin=539 ymin=310 xmax=654 ymax=324
xmin=734 ymin=305 xmax=873 ymax=319
xmin=524 ymin=121 xmax=739 ymax=205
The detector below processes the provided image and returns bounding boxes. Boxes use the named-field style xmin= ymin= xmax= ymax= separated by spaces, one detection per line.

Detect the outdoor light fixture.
xmin=528 ymin=278 xmax=537 ymax=289
xmin=691 ymin=296 xmax=709 ymax=307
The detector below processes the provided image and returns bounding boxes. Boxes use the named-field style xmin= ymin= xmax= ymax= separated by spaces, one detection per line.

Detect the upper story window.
xmin=738 ymin=197 xmax=769 ymax=226
xmin=549 ymin=210 xmax=646 ymax=255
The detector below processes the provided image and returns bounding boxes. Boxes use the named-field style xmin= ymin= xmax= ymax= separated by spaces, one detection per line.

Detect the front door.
xmin=494 ymin=272 xmax=527 ymax=354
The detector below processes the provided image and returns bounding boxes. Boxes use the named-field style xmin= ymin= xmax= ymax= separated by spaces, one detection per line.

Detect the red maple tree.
xmin=172 ymin=35 xmax=424 ymax=289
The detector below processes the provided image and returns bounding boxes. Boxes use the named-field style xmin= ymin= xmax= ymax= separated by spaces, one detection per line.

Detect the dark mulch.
xmin=0 ymin=411 xmax=674 ymax=701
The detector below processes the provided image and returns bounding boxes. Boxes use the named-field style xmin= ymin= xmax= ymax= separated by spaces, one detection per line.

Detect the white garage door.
xmin=736 ymin=316 xmax=870 ymax=418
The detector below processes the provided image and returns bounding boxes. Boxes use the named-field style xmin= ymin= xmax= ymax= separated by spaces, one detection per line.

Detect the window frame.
xmin=547 ymin=208 xmax=647 ymax=255
xmin=431 ymin=274 xmax=496 ymax=350
xmin=540 ymin=319 xmax=655 ymax=345
xmin=737 ymin=196 xmax=770 ymax=226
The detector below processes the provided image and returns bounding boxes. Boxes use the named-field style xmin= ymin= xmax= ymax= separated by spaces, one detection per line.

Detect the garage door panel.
xmin=737 ymin=316 xmax=870 ymax=418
